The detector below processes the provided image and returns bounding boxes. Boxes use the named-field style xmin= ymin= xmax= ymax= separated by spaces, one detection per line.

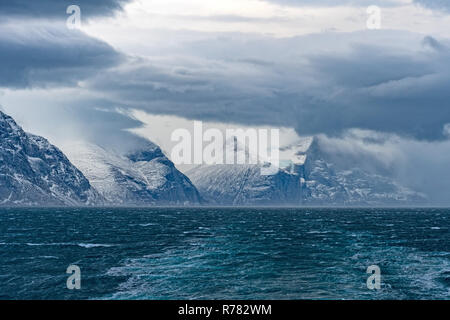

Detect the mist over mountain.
xmin=0 ymin=110 xmax=430 ymax=207
xmin=298 ymin=139 xmax=427 ymax=205
xmin=186 ymin=137 xmax=427 ymax=206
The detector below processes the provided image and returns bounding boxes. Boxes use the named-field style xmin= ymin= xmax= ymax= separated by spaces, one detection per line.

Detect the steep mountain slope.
xmin=293 ymin=138 xmax=426 ymax=205
xmin=187 ymin=164 xmax=302 ymax=206
xmin=186 ymin=137 xmax=426 ymax=206
xmin=186 ymin=136 xmax=304 ymax=206
xmin=0 ymin=111 xmax=100 ymax=206
xmin=62 ymin=142 xmax=202 ymax=206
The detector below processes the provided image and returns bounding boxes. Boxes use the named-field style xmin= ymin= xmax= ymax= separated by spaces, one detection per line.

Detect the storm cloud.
xmin=0 ymin=21 xmax=123 ymax=88
xmin=79 ymin=31 xmax=450 ymax=140
xmin=1 ymin=0 xmax=450 ymax=203
xmin=0 ymin=0 xmax=132 ymax=18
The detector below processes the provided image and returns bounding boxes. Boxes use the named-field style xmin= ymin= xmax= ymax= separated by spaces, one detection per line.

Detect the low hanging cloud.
xmin=3 ymin=25 xmax=449 ymax=141
xmin=80 ymin=30 xmax=450 ymax=141
xmin=0 ymin=21 xmax=123 ymax=88
xmin=1 ymin=0 xmax=448 ymax=141
xmin=317 ymin=129 xmax=450 ymax=205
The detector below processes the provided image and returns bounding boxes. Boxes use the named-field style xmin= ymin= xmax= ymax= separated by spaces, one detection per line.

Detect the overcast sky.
xmin=1 ymin=0 xmax=450 ymax=203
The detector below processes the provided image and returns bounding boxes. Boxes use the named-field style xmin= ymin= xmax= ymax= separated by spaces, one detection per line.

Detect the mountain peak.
xmin=61 ymin=141 xmax=202 ymax=206
xmin=0 ymin=110 xmax=24 ymax=135
xmin=126 ymin=142 xmax=164 ymax=162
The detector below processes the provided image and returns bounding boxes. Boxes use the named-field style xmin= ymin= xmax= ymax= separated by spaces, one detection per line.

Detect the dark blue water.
xmin=0 ymin=208 xmax=448 ymax=300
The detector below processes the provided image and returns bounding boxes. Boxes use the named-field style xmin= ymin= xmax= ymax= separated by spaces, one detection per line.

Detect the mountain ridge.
xmin=186 ymin=136 xmax=427 ymax=206
xmin=0 ymin=111 xmax=101 ymax=206
xmin=61 ymin=141 xmax=202 ymax=206
xmin=0 ymin=110 xmax=427 ymax=207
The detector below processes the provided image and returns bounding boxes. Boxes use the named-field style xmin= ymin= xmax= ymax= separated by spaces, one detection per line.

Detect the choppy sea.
xmin=0 ymin=208 xmax=448 ymax=300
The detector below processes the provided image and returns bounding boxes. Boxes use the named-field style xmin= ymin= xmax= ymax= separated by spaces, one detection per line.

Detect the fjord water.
xmin=0 ymin=208 xmax=448 ymax=300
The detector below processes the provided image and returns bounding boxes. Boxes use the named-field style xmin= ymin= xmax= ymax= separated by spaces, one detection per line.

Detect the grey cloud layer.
xmin=0 ymin=0 xmax=128 ymax=88
xmin=1 ymin=1 xmax=448 ymax=140
xmin=2 ymin=22 xmax=449 ymax=140
xmin=0 ymin=0 xmax=132 ymax=18
xmin=0 ymin=22 xmax=123 ymax=88
xmin=82 ymin=31 xmax=450 ymax=140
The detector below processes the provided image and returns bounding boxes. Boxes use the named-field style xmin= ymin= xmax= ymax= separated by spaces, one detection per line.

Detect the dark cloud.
xmin=297 ymin=41 xmax=450 ymax=139
xmin=422 ymin=35 xmax=447 ymax=52
xmin=0 ymin=0 xmax=133 ymax=18
xmin=82 ymin=31 xmax=450 ymax=141
xmin=0 ymin=22 xmax=123 ymax=89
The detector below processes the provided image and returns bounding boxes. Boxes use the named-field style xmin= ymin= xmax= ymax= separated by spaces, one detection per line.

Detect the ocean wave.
xmin=22 ymin=242 xmax=115 ymax=248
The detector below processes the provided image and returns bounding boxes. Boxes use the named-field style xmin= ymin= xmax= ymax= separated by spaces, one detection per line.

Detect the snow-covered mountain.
xmin=187 ymin=164 xmax=303 ymax=206
xmin=0 ymin=111 xmax=100 ymax=206
xmin=292 ymin=138 xmax=427 ymax=205
xmin=186 ymin=137 xmax=427 ymax=206
xmin=0 ymin=109 xmax=426 ymax=207
xmin=62 ymin=142 xmax=202 ymax=206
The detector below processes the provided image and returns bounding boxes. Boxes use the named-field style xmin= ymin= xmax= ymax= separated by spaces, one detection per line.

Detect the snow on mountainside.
xmin=186 ymin=136 xmax=304 ymax=206
xmin=62 ymin=142 xmax=202 ymax=206
xmin=0 ymin=109 xmax=426 ymax=207
xmin=186 ymin=137 xmax=427 ymax=206
xmin=187 ymin=164 xmax=303 ymax=206
xmin=0 ymin=111 xmax=100 ymax=206
xmin=296 ymin=139 xmax=427 ymax=205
